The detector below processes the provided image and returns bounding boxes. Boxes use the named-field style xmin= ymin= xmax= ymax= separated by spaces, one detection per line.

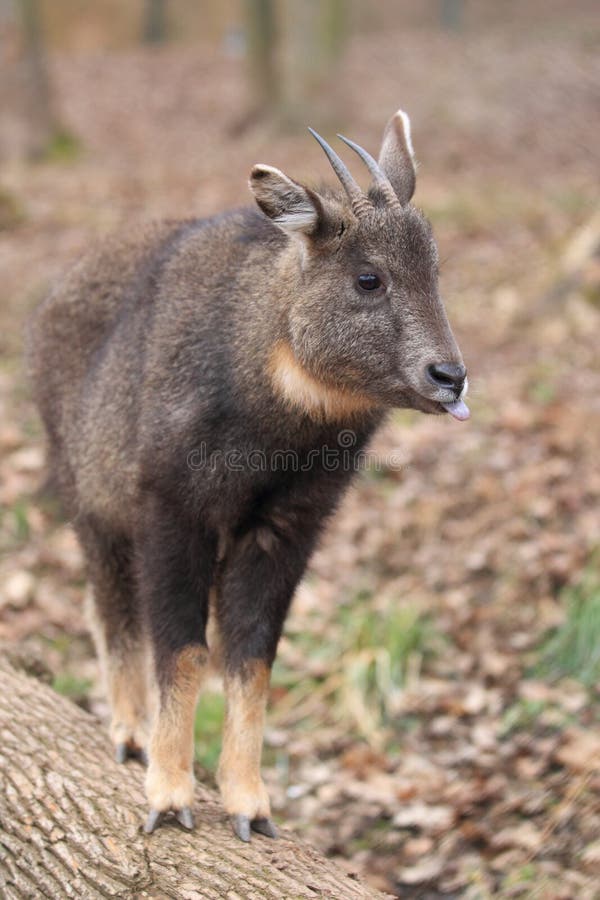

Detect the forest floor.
xmin=1 ymin=6 xmax=599 ymax=897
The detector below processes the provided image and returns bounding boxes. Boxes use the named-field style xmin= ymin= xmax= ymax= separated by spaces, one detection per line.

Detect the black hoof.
xmin=231 ymin=814 xmax=278 ymax=841
xmin=176 ymin=806 xmax=194 ymax=830
xmin=115 ymin=743 xmax=128 ymax=764
xmin=144 ymin=806 xmax=194 ymax=834
xmin=144 ymin=808 xmax=163 ymax=834
xmin=251 ymin=817 xmax=278 ymax=839
xmin=232 ymin=814 xmax=251 ymax=842
xmin=115 ymin=743 xmax=148 ymax=766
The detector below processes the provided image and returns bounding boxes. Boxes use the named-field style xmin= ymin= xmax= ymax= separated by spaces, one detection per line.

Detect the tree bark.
xmin=278 ymin=0 xmax=349 ymax=127
xmin=142 ymin=0 xmax=168 ymax=45
xmin=439 ymin=0 xmax=463 ymax=31
xmin=244 ymin=0 xmax=279 ymax=115
xmin=17 ymin=0 xmax=59 ymax=156
xmin=0 ymin=653 xmax=388 ymax=899
xmin=242 ymin=0 xmax=349 ymax=127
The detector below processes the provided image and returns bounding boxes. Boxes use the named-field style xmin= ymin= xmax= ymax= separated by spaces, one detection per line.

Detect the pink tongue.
xmin=442 ymin=398 xmax=470 ymax=421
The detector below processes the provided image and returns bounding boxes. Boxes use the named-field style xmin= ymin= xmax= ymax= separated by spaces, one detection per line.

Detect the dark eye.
xmin=357 ymin=273 xmax=382 ymax=292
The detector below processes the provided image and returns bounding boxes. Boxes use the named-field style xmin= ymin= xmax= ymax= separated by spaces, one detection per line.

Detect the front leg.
xmin=144 ymin=644 xmax=209 ymax=831
xmin=215 ymin=522 xmax=315 ymax=841
xmin=136 ymin=495 xmax=217 ymax=832
xmin=218 ymin=660 xmax=274 ymax=840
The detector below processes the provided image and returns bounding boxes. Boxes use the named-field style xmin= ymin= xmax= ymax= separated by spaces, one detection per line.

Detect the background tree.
xmin=142 ymin=0 xmax=168 ymax=45
xmin=244 ymin=0 xmax=278 ymax=117
xmin=440 ymin=0 xmax=463 ymax=31
xmin=16 ymin=0 xmax=61 ymax=157
xmin=244 ymin=0 xmax=349 ymax=126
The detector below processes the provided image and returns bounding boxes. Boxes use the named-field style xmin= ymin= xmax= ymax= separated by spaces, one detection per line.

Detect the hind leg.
xmin=77 ymin=515 xmax=153 ymax=762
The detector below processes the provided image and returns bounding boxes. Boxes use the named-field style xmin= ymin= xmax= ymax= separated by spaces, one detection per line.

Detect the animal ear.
xmin=249 ymin=165 xmax=321 ymax=236
xmin=378 ymin=109 xmax=417 ymax=205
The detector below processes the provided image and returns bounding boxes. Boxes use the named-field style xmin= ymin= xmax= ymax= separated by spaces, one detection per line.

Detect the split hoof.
xmin=115 ymin=742 xmax=148 ymax=767
xmin=144 ymin=805 xmax=194 ymax=834
xmin=231 ymin=814 xmax=278 ymax=842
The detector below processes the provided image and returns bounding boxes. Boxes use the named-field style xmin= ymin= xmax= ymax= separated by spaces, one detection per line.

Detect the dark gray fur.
xmin=26 ymin=111 xmax=467 ymax=835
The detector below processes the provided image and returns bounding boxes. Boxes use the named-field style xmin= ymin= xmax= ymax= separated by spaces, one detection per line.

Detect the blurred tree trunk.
xmin=243 ymin=0 xmax=348 ymax=127
xmin=0 ymin=0 xmax=15 ymax=25
xmin=440 ymin=0 xmax=463 ymax=31
xmin=0 ymin=651 xmax=385 ymax=900
xmin=244 ymin=0 xmax=278 ymax=115
xmin=320 ymin=0 xmax=348 ymax=62
xmin=16 ymin=0 xmax=59 ymax=157
xmin=143 ymin=0 xmax=168 ymax=45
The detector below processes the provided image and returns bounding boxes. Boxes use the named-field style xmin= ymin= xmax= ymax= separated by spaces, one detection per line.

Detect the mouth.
xmin=439 ymin=397 xmax=470 ymax=421
xmin=381 ymin=379 xmax=471 ymax=421
xmin=409 ymin=386 xmax=470 ymax=421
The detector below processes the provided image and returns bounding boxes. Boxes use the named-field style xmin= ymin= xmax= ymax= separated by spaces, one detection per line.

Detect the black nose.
xmin=426 ymin=362 xmax=466 ymax=394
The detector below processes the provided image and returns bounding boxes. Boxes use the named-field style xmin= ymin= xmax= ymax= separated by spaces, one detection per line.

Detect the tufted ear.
xmin=378 ymin=109 xmax=417 ymax=206
xmin=249 ymin=165 xmax=321 ymax=236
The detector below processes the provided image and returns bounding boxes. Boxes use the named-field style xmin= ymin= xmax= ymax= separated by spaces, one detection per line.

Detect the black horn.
xmin=308 ymin=127 xmax=372 ymax=217
xmin=337 ymin=134 xmax=401 ymax=210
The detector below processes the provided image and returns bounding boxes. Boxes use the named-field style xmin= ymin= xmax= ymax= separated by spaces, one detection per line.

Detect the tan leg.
xmin=87 ymin=590 xmax=154 ymax=761
xmin=107 ymin=646 xmax=155 ymax=757
xmin=145 ymin=645 xmax=208 ymax=828
xmin=216 ymin=660 xmax=275 ymax=841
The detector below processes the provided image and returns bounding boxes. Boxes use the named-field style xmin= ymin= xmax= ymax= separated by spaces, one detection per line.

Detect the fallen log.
xmin=0 ymin=653 xmax=388 ymax=899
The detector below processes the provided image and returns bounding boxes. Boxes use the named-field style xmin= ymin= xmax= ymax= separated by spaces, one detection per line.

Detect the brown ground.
xmin=1 ymin=4 xmax=599 ymax=897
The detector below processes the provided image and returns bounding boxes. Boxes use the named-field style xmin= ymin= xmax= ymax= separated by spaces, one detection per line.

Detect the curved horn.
xmin=337 ymin=134 xmax=402 ymax=210
xmin=308 ymin=127 xmax=372 ymax=217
